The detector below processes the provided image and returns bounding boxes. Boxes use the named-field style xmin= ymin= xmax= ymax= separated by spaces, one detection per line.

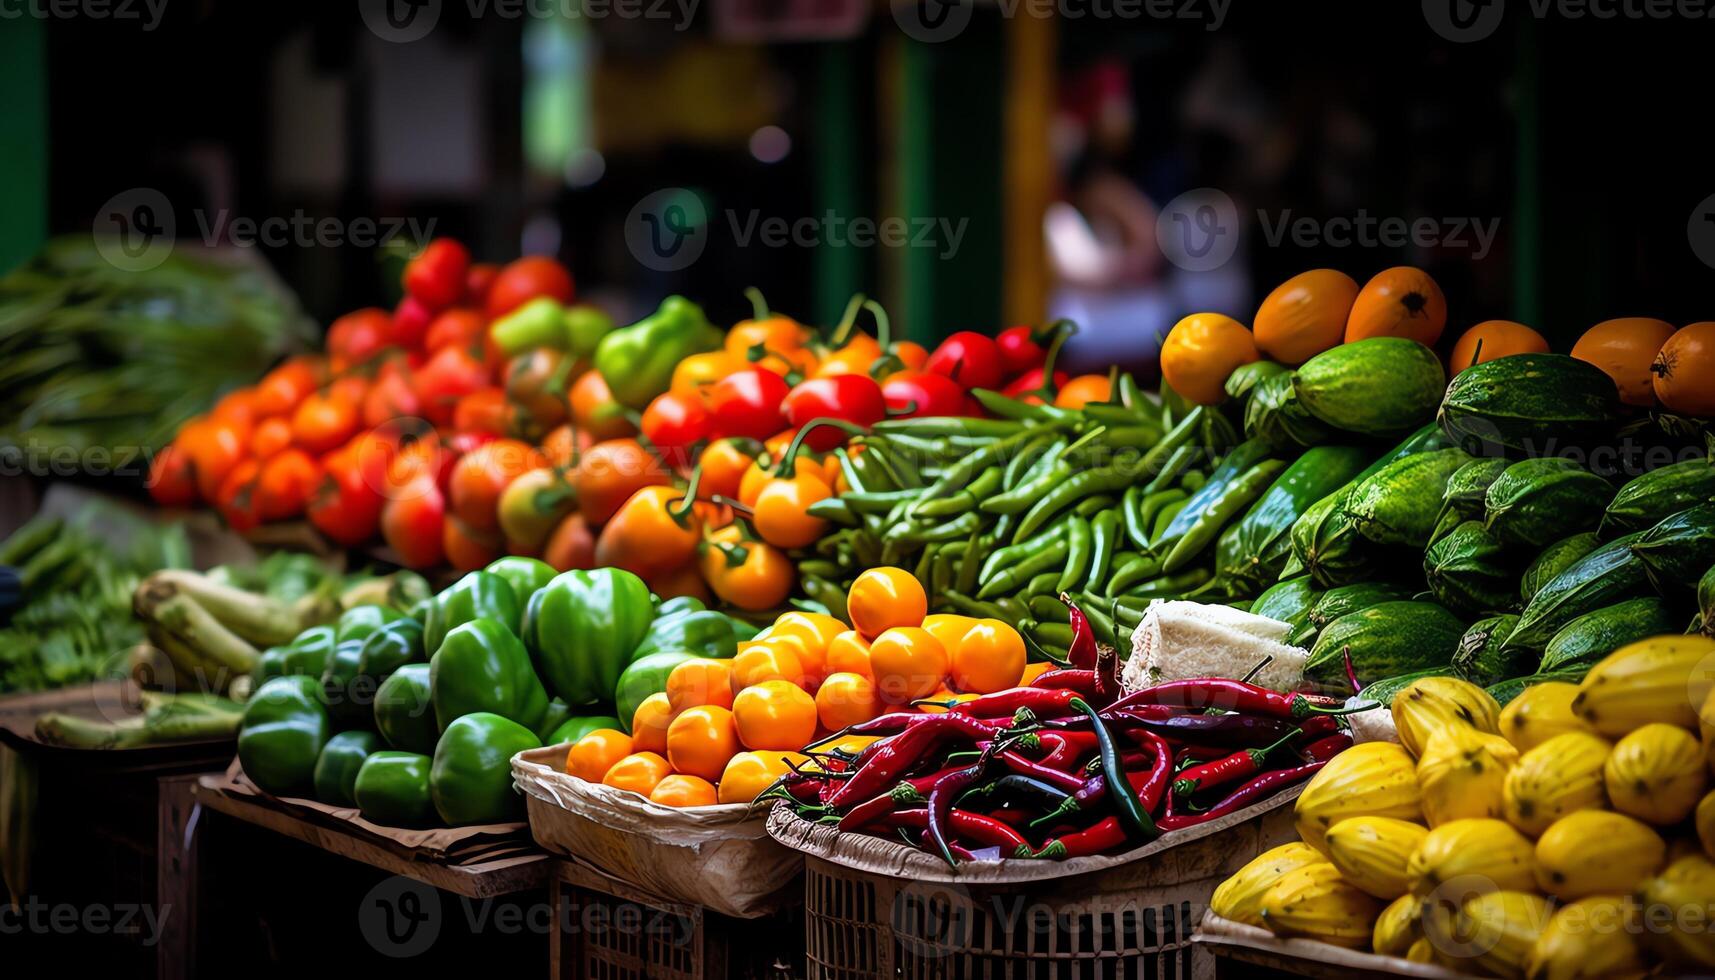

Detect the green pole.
xmin=814 ymin=42 xmax=864 ymax=327
xmin=0 ymin=18 xmax=48 ymax=273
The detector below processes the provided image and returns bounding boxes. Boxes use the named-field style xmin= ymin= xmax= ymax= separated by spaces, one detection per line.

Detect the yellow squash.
xmin=1404 ymin=936 xmax=1438 ymax=964
xmin=1533 ymin=809 xmax=1665 ymax=900
xmin=1323 ymin=815 xmax=1428 ymax=900
xmin=1257 ymin=861 xmax=1383 ymax=949
xmin=1417 ymin=725 xmax=1518 ymax=826
xmin=1407 ymin=818 xmax=1538 ymax=897
xmin=1572 ymin=635 xmax=1715 ymax=737
xmin=1503 ymin=730 xmax=1612 ymax=838
xmin=1208 ymin=841 xmax=1325 ymax=928
xmin=1371 ymin=893 xmax=1422 ymax=957
xmin=1454 ymin=891 xmax=1555 ymax=980
xmin=1392 ymin=675 xmax=1502 ymax=757
xmin=1499 ymin=680 xmax=1591 ymax=752
xmin=1525 ymin=895 xmax=1646 ymax=980
xmin=1293 ymin=741 xmax=1422 ymax=854
xmin=1604 ymin=722 xmax=1707 ymax=826
xmin=1634 ymin=854 xmax=1715 ymax=968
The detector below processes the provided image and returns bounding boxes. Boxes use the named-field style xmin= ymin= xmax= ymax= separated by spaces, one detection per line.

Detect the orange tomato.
xmin=950 ymin=619 xmax=1026 ymax=694
xmin=1053 ymin=375 xmax=1112 ymax=409
xmin=893 ymin=341 xmax=929 ymax=372
xmin=726 ymin=311 xmax=804 ymax=359
xmin=248 ymin=417 xmax=293 ymax=459
xmin=255 ymin=448 xmax=321 ymax=521
xmin=815 ymin=672 xmax=881 ymax=731
xmin=179 ymin=418 xmax=250 ymax=502
xmin=290 ymin=391 xmax=360 ymax=455
xmin=732 ymin=680 xmax=818 ymax=751
xmin=572 ymin=438 xmax=672 ymax=526
xmin=1652 ymin=322 xmax=1715 ymax=416
xmin=569 ymin=370 xmax=636 ymax=441
xmin=813 ymin=333 xmax=882 ymax=379
xmin=847 ymin=567 xmax=928 ymax=639
xmin=752 ymin=629 xmax=827 ymax=691
xmin=327 ymin=308 xmax=393 ymax=373
xmin=593 ymin=485 xmax=701 ymax=580
xmin=1159 ymin=313 xmax=1260 ymax=406
xmin=447 ymin=438 xmax=545 ymax=534
xmin=253 ymin=357 xmax=322 ymax=418
xmin=424 ymin=307 xmax=488 ymax=354
xmin=1572 ymin=317 xmax=1677 ymax=408
xmin=1253 ymin=269 xmax=1360 ymax=365
xmin=453 ymin=387 xmax=511 ymax=437
xmin=540 ymin=423 xmax=591 ymax=469
xmin=729 ymin=643 xmax=805 ymax=692
xmin=496 ymin=467 xmax=576 ymax=553
xmin=541 ymin=511 xmax=597 ymax=571
xmin=1448 ymin=320 xmax=1550 ymax=373
xmin=866 ymin=627 xmax=949 ymax=704
xmin=699 ymin=526 xmax=795 ymax=611
xmin=824 ymin=631 xmax=873 ymax=679
xmin=649 ymin=774 xmax=719 ymax=808
xmin=629 ymin=692 xmax=677 ymax=755
xmin=772 ymin=612 xmax=846 ymax=655
xmin=665 ymin=705 xmax=740 ymax=781
xmin=212 ymin=386 xmax=260 ymax=429
xmin=648 ymin=562 xmax=712 ymax=605
xmin=698 ymin=438 xmax=759 ymax=502
xmin=666 ymin=659 xmax=736 ymax=713
xmin=1345 ymin=266 xmax=1447 ymax=346
xmin=565 ymin=729 xmax=633 ymax=782
xmin=147 ymin=442 xmax=198 ymax=507
xmin=921 ymin=614 xmax=979 ymax=659
xmin=752 ymin=473 xmax=830 ymax=549
xmin=671 ymin=350 xmax=740 ymax=400
xmin=442 ymin=517 xmax=502 ymax=572
xmin=717 ymin=750 xmax=808 ymax=804
xmin=504 ymin=348 xmax=573 ymax=437
xmin=601 ymin=751 xmax=671 ymax=797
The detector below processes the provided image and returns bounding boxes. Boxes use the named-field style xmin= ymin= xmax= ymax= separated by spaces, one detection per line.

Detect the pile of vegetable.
xmin=1211 ymin=635 xmax=1715 ymax=977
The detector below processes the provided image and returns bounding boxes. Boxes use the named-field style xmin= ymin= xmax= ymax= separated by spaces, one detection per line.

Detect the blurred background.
xmin=4 ymin=0 xmax=1714 ymax=379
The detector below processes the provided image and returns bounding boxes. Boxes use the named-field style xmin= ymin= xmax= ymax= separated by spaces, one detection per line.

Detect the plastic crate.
xmin=774 ymin=790 xmax=1302 ymax=980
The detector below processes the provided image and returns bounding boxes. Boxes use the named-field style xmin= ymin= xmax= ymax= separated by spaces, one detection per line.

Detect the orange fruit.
xmin=732 ymin=680 xmax=818 ymax=751
xmin=750 ymin=629 xmax=826 ymax=689
xmin=630 ymin=692 xmax=676 ymax=754
xmin=950 ymin=619 xmax=1026 ymax=694
xmin=1652 ymin=321 xmax=1715 ymax=415
xmin=814 ymin=734 xmax=878 ymax=758
xmin=665 ymin=705 xmax=741 ymax=781
xmin=565 ymin=728 xmax=633 ymax=782
xmin=921 ymin=614 xmax=979 ymax=660
xmin=1020 ymin=662 xmax=1055 ymax=685
xmin=665 ymin=659 xmax=736 ymax=713
xmin=917 ymin=688 xmax=979 ymax=713
xmin=717 ymin=750 xmax=809 ymax=804
xmin=867 ymin=627 xmax=949 ymax=704
xmin=1345 ymin=266 xmax=1447 ymax=346
xmin=730 ymin=643 xmax=806 ymax=692
xmin=815 ymin=672 xmax=882 ymax=731
xmin=602 ymin=751 xmax=671 ymax=797
xmin=1053 ymin=374 xmax=1112 ymax=409
xmin=825 ymin=630 xmax=873 ymax=679
xmin=847 ymin=567 xmax=928 ymax=639
xmin=1253 ymin=269 xmax=1359 ymax=365
xmin=649 ymin=774 xmax=719 ymax=807
xmin=771 ymin=611 xmax=846 ymax=651
xmin=1159 ymin=313 xmax=1260 ymax=406
xmin=1447 ymin=320 xmax=1549 ymax=373
xmin=1572 ymin=317 xmax=1677 ymax=408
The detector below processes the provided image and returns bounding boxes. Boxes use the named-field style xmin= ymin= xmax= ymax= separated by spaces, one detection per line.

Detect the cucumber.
xmin=1630 ymin=502 xmax=1715 ymax=598
xmin=1304 ymin=600 xmax=1468 ymax=693
xmin=1245 ymin=371 xmax=1332 ymax=452
xmin=1345 ymin=448 xmax=1473 ymax=549
xmin=1440 ymin=457 xmax=1512 ymax=525
xmin=1600 ymin=458 xmax=1715 ymax=539
xmin=1295 ymin=338 xmax=1447 ymax=437
xmin=1538 ymin=597 xmax=1681 ymax=673
xmin=1505 ymin=532 xmax=1652 ymax=653
xmin=1219 ymin=445 xmax=1374 ymax=595
xmin=1423 ymin=521 xmax=1521 ymax=616
xmin=1453 ymin=614 xmax=1530 ymax=686
xmin=1360 ymin=669 xmax=1449 ymax=707
xmin=1483 ymin=457 xmax=1614 ymax=549
xmin=1438 ymin=353 xmax=1622 ymax=458
xmin=1520 ymin=532 xmax=1600 ymax=606
xmin=1224 ymin=360 xmax=1291 ymax=402
xmin=1485 ymin=667 xmax=1589 ymax=707
xmin=1251 ymin=575 xmax=1322 ymax=629
xmin=1301 ymin=581 xmax=1419 ymax=637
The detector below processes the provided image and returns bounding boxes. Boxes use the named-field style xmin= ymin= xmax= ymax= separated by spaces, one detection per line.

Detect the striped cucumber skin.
xmin=1345 ymin=448 xmax=1473 ymax=549
xmin=1295 ymin=338 xmax=1446 ymax=437
xmin=1538 ymin=597 xmax=1681 ymax=673
xmin=1482 ymin=457 xmax=1614 ymax=549
xmin=1600 ymin=459 xmax=1715 ymax=539
xmin=1505 ymin=532 xmax=1652 ymax=653
xmin=1520 ymin=532 xmax=1600 ymax=606
xmin=1304 ymin=600 xmax=1468 ymax=693
xmin=1437 ymin=353 xmax=1621 ymax=457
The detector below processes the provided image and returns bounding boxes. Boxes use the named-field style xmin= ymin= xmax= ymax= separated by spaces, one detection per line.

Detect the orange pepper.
xmin=670 ymin=350 xmax=740 ymax=400
xmin=813 ymin=333 xmax=882 ymax=378
xmin=699 ymin=525 xmax=794 ymax=611
xmin=752 ymin=469 xmax=830 ymax=549
xmin=592 ymin=484 xmax=702 ymax=580
xmin=725 ymin=287 xmax=806 ymax=358
xmin=697 ymin=437 xmax=760 ymax=502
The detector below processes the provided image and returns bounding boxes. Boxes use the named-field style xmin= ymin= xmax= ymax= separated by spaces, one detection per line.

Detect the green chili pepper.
xmin=1160 ymin=459 xmax=1287 ymax=574
xmin=978 ymin=522 xmax=1067 ymax=584
xmin=1122 ymin=487 xmax=1151 ymax=550
xmin=1118 ymin=567 xmax=1214 ymax=598
xmin=940 ymin=589 xmax=1010 ymax=621
xmin=971 ymin=388 xmax=1075 ymax=422
xmin=1055 ymin=517 xmax=1093 ymax=593
xmin=1137 ymin=489 xmax=1188 ymax=547
xmin=978 ymin=539 xmax=1070 ymax=599
xmin=1025 ymin=571 xmax=1062 ymax=596
xmin=1150 ymin=498 xmax=1190 ymax=542
xmin=807 ymin=497 xmax=859 ymax=525
xmin=913 ymin=466 xmax=1004 ymax=518
xmin=1074 ymin=495 xmax=1116 ymax=519
xmin=1085 ymin=510 xmax=1120 ymax=592
xmin=873 ymin=416 xmax=1025 ymax=439
xmin=1107 ymin=553 xmax=1166 ymax=596
xmin=835 ymin=449 xmax=869 ymax=494
xmin=1137 ymin=406 xmax=1206 ymax=473
xmin=1072 ymin=697 xmax=1157 ymax=842
xmin=801 ymin=575 xmax=849 ymax=621
xmin=1029 ymin=621 xmax=1074 ymax=647
xmin=1012 ymin=464 xmax=1141 ymax=542
xmin=918 ymin=427 xmax=1053 ymax=506
xmin=1179 ymin=470 xmax=1207 ymax=494
xmin=1028 ymin=595 xmax=1071 ymax=623
xmin=981 ymin=459 xmax=1072 ymax=515
xmin=1143 ymin=443 xmax=1202 ymax=495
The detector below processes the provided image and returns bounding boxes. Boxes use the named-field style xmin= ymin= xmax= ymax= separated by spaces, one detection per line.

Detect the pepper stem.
xmin=828 ymin=293 xmax=867 ymax=346
xmin=1028 ymin=796 xmax=1081 ymax=828
xmin=666 ymin=465 xmax=704 ymax=528
xmin=861 ymin=299 xmax=894 ymax=351
xmin=744 ymin=286 xmax=770 ymax=321
xmin=772 ymin=418 xmax=866 ymax=477
xmin=1028 ymin=320 xmax=1076 ymax=400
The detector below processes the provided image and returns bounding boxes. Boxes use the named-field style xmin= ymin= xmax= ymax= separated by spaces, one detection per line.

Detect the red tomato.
xmin=781 ymin=375 xmax=886 ymax=449
xmin=252 ymin=356 xmax=325 ymax=418
xmin=707 ymin=367 xmax=790 ymax=441
xmin=327 ymin=309 xmax=393 ymax=374
xmin=464 ymin=262 xmax=499 ymax=308
xmin=392 ymin=295 xmax=436 ymax=349
xmin=443 ymin=516 xmax=502 ymax=572
xmin=382 ymin=479 xmax=448 ymax=570
xmin=148 ymin=442 xmax=198 ymax=507
xmin=308 ymin=443 xmax=385 ymax=546
xmin=256 ymin=448 xmax=321 ymax=521
xmin=995 ymin=325 xmax=1046 ymax=377
xmin=403 ymin=239 xmax=471 ymax=311
xmin=424 ymin=308 xmax=487 ymax=355
xmin=925 ymin=331 xmax=1004 ymax=391
xmin=249 ymin=417 xmax=293 ymax=459
xmin=1002 ymin=367 xmax=1070 ymax=401
xmin=453 ymin=387 xmax=511 ymax=437
xmin=485 ymin=256 xmax=574 ymax=319
xmin=414 ymin=345 xmax=491 ymax=427
xmin=362 ymin=360 xmax=421 ymax=429
xmin=881 ymin=371 xmax=965 ymax=419
xmin=215 ymin=459 xmax=265 ymax=532
xmin=211 ymin=386 xmax=260 ymax=429
xmin=640 ymin=391 xmax=711 ymax=464
xmin=180 ymin=418 xmax=250 ymax=502
xmin=290 ymin=391 xmax=361 ymax=455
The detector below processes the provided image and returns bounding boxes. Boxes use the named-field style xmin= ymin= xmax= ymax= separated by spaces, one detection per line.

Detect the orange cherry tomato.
xmin=255 ymin=448 xmax=321 ymax=521
xmin=737 ymin=455 xmax=821 ymax=508
xmin=504 ymin=348 xmax=574 ymax=438
xmin=671 ymin=350 xmax=741 ymax=400
xmin=717 ymin=750 xmax=807 ymax=804
xmin=496 ymin=466 xmax=576 ymax=553
xmin=921 ymin=614 xmax=980 ymax=659
xmin=752 ymin=472 xmax=830 ymax=549
xmin=541 ymin=512 xmax=597 ymax=572
xmin=815 ymin=672 xmax=881 ymax=731
xmin=751 ymin=629 xmax=826 ymax=692
xmin=893 ymin=341 xmax=929 ymax=372
xmin=648 ymin=562 xmax=712 ymax=605
xmin=148 ymin=441 xmax=198 ymax=507
xmin=698 ymin=438 xmax=760 ymax=502
xmin=569 ymin=370 xmax=636 ymax=442
xmin=248 ymin=417 xmax=293 ymax=459
xmin=308 ymin=440 xmax=385 ymax=546
xmin=290 ymin=391 xmax=360 ymax=455
xmin=593 ymin=485 xmax=702 ymax=580
xmin=447 ymin=437 xmax=545 ymax=534
xmin=1054 ymin=374 xmax=1112 ymax=409
xmin=666 ymin=659 xmax=736 ymax=713
xmin=813 ymin=333 xmax=882 ymax=378
xmin=1253 ymin=268 xmax=1359 ymax=365
xmin=1345 ymin=266 xmax=1447 ymax=346
xmin=572 ymin=438 xmax=672 ymax=526
xmin=424 ymin=307 xmax=488 ymax=355
xmin=846 ymin=567 xmax=928 ymax=639
xmin=949 ymin=619 xmax=1026 ymax=694
xmin=772 ymin=612 xmax=846 ymax=656
xmin=1449 ymin=320 xmax=1550 ymax=373
xmin=253 ymin=357 xmax=323 ymax=418
xmin=1572 ymin=317 xmax=1678 ymax=408
xmin=179 ymin=418 xmax=250 ymax=503
xmin=1160 ymin=313 xmax=1260 ymax=406
xmin=381 ymin=478 xmax=447 ymax=570
xmin=1652 ymin=321 xmax=1715 ymax=416
xmin=452 ymin=386 xmax=512 ymax=437
xmin=212 ymin=386 xmax=260 ymax=429
xmin=1019 ymin=662 xmax=1056 ymax=686
xmin=729 ymin=643 xmax=805 ymax=692
xmin=726 ymin=313 xmax=804 ymax=359
xmin=699 ymin=526 xmax=794 ymax=612
xmin=665 ymin=705 xmax=740 ymax=781
xmin=442 ymin=515 xmax=502 ymax=572
xmin=629 ymin=692 xmax=677 ymax=755
xmin=215 ymin=459 xmax=265 ymax=533
xmin=867 ymin=626 xmax=948 ymax=703
xmin=565 ymin=729 xmax=633 ymax=782
xmin=824 ymin=631 xmax=872 ymax=679
xmin=540 ymin=423 xmax=592 ymax=469
xmin=649 ymin=774 xmax=718 ymax=808
xmin=732 ymin=680 xmax=817 ymax=751
xmin=601 ymin=751 xmax=671 ymax=797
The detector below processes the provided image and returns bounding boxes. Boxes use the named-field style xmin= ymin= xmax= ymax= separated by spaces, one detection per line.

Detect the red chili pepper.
xmin=1300 ymin=732 xmax=1353 ymax=762
xmin=1130 ymin=730 xmax=1173 ymax=815
xmin=1108 ymin=678 xmax=1355 ymax=720
xmin=1042 ymin=703 xmax=1176 ymax=730
xmin=927 ymin=765 xmax=989 ymax=865
xmin=1092 ymin=640 xmax=1119 ymax=707
xmin=1032 ymin=730 xmax=1098 ymax=770
xmin=1153 ymin=760 xmax=1328 ymax=831
xmin=826 ymin=712 xmax=1004 ymax=809
xmin=996 ymin=750 xmax=1088 ymax=793
xmin=1061 ymin=594 xmax=1098 ymax=669
xmin=1115 ymin=711 xmax=1296 ymax=747
xmin=1294 ymin=714 xmax=1341 ymax=741
xmin=1171 ymin=729 xmax=1301 ymax=799
xmin=1029 ymin=669 xmax=1099 ymax=695
xmin=837 ymin=791 xmax=898 ymax=833
xmin=1032 ymin=815 xmax=1129 ymax=859
xmin=884 ymin=808 xmax=1031 ymax=855
xmin=947 ymin=686 xmax=1079 ymax=719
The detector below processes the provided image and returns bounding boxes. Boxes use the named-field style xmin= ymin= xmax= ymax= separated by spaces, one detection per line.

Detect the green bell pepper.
xmin=355 ymin=751 xmax=435 ymax=827
xmin=319 ymin=639 xmax=372 ymax=729
xmin=238 ymin=675 xmax=333 ymax=797
xmin=655 ymin=595 xmax=705 ymax=617
xmin=281 ymin=625 xmax=337 ymax=678
xmin=565 ymin=304 xmax=616 ymax=358
xmin=545 ymin=714 xmax=623 ymax=745
xmin=429 ymin=618 xmax=549 ymax=733
xmin=313 ymin=730 xmax=381 ymax=806
xmin=535 ymin=698 xmax=574 ymax=742
xmin=491 ymin=296 xmax=571 ymax=356
xmin=430 ymin=712 xmax=541 ymax=825
xmin=484 ymin=556 xmax=556 ymax=617
xmin=356 ymin=617 xmax=424 ymax=681
xmin=729 ymin=618 xmax=762 ymax=643
xmin=630 ymin=610 xmax=737 ymax=663
xmin=425 ymin=571 xmax=521 ymax=654
xmin=408 ymin=597 xmax=432 ymax=624
xmin=335 ymin=604 xmax=405 ymax=645
xmin=615 ymin=651 xmax=706 ymax=732
xmin=522 ymin=568 xmax=654 ymax=707
xmin=254 ymin=645 xmax=291 ymax=683
xmin=594 ymin=295 xmax=721 ymax=410
xmin=374 ymin=663 xmax=437 ymax=755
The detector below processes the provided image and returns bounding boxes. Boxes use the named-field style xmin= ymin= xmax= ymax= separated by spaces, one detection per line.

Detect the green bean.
xmin=1121 ymin=487 xmax=1151 ymax=550
xmin=1160 ymin=459 xmax=1286 ymax=573
xmin=899 ymin=510 xmax=985 ymax=544
xmin=852 ymin=530 xmax=883 ymax=569
xmin=806 ymin=497 xmax=859 ymax=525
xmin=940 ymin=589 xmax=1010 ymax=621
xmin=833 ymin=448 xmax=869 ymax=495
xmin=912 ymin=466 xmax=1004 ymax=518
xmin=1055 ymin=516 xmax=1092 ymax=593
xmin=841 ymin=489 xmax=922 ymax=515
xmin=1081 ymin=402 xmax=1150 ymax=428
xmin=1030 ymin=620 xmax=1074 ymax=646
xmin=1137 ymin=406 xmax=1206 ymax=473
xmin=1101 ymin=425 xmax=1162 ymax=450
xmin=1117 ymin=373 xmax=1151 ymax=413
xmin=1000 ymin=431 xmax=1055 ymax=489
xmin=1012 ymin=464 xmax=1141 ymax=542
xmin=981 ymin=459 xmax=1072 ymax=515
xmin=872 ymin=416 xmax=1025 ymax=439
xmin=955 ymin=530 xmax=985 ymax=596
xmin=930 ymin=546 xmax=956 ymax=600
xmin=1085 ymin=510 xmax=1120 ymax=592
xmin=1200 ymin=408 xmax=1241 ymax=453
xmin=1106 ymin=553 xmax=1165 ymax=596
xmin=1137 ymin=489 xmax=1188 ymax=547
xmin=1118 ymin=567 xmax=1214 ymax=598
xmin=914 ymin=426 xmax=1049 ymax=504
xmin=977 ymin=539 xmax=1070 ymax=599
xmin=970 ymin=388 xmax=1076 ymax=423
